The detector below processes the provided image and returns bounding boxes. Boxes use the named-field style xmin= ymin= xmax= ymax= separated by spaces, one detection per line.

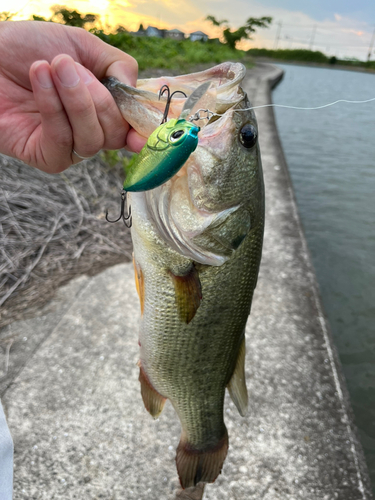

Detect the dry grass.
xmin=0 ymin=154 xmax=132 ymax=329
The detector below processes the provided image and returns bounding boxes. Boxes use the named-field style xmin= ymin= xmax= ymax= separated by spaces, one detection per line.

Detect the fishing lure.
xmin=106 ymin=81 xmax=211 ymax=227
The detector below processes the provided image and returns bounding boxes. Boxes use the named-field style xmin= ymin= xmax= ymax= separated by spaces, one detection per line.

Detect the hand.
xmin=0 ymin=21 xmax=146 ymax=173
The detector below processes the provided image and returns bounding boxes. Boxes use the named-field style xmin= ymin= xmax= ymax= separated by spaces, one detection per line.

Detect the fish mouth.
xmin=103 ymin=62 xmax=246 ymax=138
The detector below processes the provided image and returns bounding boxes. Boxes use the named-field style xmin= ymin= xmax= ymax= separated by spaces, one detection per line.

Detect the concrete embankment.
xmin=1 ymin=63 xmax=372 ymax=499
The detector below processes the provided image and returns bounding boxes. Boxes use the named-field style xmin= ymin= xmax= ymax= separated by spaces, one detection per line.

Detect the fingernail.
xmin=75 ymin=63 xmax=93 ymax=85
xmin=35 ymin=63 xmax=53 ymax=89
xmin=55 ymin=57 xmax=80 ymax=87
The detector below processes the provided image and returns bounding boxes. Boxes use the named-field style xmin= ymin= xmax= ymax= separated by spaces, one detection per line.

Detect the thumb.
xmin=76 ymin=31 xmax=138 ymax=86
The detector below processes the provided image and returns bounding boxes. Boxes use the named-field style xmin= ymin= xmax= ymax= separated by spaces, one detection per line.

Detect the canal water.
xmin=272 ymin=63 xmax=375 ymax=490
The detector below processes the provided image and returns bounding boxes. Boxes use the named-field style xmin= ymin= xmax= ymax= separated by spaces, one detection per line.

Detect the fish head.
xmin=105 ymin=63 xmax=264 ymax=266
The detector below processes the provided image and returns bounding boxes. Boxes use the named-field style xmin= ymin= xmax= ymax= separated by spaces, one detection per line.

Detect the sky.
xmin=1 ymin=0 xmax=374 ymax=60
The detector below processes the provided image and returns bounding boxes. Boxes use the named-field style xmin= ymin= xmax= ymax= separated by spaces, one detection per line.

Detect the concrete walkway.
xmin=1 ymin=63 xmax=372 ymax=499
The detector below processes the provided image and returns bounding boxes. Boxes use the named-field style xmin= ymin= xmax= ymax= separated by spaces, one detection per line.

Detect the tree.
xmin=206 ymin=15 xmax=272 ymax=50
xmin=51 ymin=6 xmax=97 ymax=28
xmin=139 ymin=23 xmax=144 ymax=32
xmin=0 ymin=11 xmax=15 ymax=21
xmin=32 ymin=15 xmax=48 ymax=21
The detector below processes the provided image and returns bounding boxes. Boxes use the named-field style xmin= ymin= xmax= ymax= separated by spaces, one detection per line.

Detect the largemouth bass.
xmin=105 ymin=62 xmax=264 ymax=488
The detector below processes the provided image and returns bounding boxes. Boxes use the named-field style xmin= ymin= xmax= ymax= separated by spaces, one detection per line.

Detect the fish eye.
xmin=239 ymin=124 xmax=258 ymax=149
xmin=170 ymin=130 xmax=185 ymax=142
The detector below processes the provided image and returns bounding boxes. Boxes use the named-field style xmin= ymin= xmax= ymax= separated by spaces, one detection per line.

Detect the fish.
xmin=104 ymin=62 xmax=264 ymax=489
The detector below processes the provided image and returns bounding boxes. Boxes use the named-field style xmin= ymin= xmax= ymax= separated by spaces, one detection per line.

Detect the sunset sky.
xmin=1 ymin=0 xmax=374 ymax=60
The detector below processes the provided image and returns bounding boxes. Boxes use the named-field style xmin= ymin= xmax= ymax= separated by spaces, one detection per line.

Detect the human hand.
xmin=0 ymin=21 xmax=146 ymax=173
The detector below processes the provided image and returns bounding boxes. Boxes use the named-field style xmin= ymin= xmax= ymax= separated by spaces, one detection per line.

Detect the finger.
xmin=29 ymin=60 xmax=74 ymax=173
xmin=51 ymin=54 xmax=104 ymax=161
xmin=75 ymin=63 xmax=130 ymax=151
xmin=126 ymin=129 xmax=147 ymax=153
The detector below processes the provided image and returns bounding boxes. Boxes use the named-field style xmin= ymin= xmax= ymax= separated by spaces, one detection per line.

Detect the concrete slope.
xmin=1 ymin=63 xmax=372 ymax=499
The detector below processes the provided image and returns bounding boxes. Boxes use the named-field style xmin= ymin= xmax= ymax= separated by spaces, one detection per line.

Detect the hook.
xmin=159 ymin=85 xmax=187 ymax=124
xmin=105 ymin=189 xmax=132 ymax=228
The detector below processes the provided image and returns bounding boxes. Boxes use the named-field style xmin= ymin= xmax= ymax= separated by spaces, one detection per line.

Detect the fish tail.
xmin=176 ymin=428 xmax=228 ymax=489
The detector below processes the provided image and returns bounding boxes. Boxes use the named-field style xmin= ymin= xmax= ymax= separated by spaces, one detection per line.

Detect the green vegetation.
xmin=247 ymin=48 xmax=375 ymax=70
xmin=100 ymin=150 xmax=137 ymax=174
xmin=0 ymin=11 xmax=15 ymax=21
xmin=93 ymin=30 xmax=246 ymax=70
xmin=31 ymin=6 xmax=97 ymax=26
xmin=206 ymin=15 xmax=272 ymax=50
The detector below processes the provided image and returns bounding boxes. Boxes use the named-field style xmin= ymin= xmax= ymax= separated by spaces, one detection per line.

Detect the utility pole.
xmin=367 ymin=26 xmax=375 ymax=61
xmin=309 ymin=24 xmax=317 ymax=51
xmin=274 ymin=21 xmax=282 ymax=50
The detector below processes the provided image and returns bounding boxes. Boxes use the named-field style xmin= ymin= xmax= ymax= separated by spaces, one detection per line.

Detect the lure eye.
xmin=170 ymin=130 xmax=185 ymax=142
xmin=239 ymin=124 xmax=258 ymax=149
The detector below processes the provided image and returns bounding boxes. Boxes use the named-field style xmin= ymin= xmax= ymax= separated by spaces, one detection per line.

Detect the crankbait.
xmin=106 ymin=81 xmax=211 ymax=227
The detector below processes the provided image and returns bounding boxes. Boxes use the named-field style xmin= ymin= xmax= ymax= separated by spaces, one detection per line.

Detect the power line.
xmin=367 ymin=27 xmax=375 ymax=61
xmin=309 ymin=24 xmax=317 ymax=50
xmin=273 ymin=21 xmax=282 ymax=49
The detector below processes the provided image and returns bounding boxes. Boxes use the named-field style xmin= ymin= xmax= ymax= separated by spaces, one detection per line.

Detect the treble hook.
xmin=105 ymin=189 xmax=132 ymax=228
xmin=159 ymin=85 xmax=187 ymax=124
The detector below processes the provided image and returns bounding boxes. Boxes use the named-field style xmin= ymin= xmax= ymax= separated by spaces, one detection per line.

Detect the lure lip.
xmin=188 ymin=126 xmax=200 ymax=140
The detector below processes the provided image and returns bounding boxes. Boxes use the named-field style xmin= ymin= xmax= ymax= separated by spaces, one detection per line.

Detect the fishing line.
xmin=220 ymin=97 xmax=375 ymax=115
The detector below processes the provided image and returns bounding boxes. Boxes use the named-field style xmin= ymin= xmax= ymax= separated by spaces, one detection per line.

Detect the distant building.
xmin=129 ymin=29 xmax=146 ymax=37
xmin=145 ymin=26 xmax=165 ymax=38
xmin=190 ymin=31 xmax=208 ymax=42
xmin=165 ymin=28 xmax=185 ymax=40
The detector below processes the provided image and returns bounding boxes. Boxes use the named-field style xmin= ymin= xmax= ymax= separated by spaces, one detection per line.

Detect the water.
xmin=272 ymin=64 xmax=375 ymax=489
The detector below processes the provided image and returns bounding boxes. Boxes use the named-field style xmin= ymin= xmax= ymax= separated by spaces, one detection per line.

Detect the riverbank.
xmin=1 ymin=63 xmax=372 ymax=499
xmin=253 ymin=56 xmax=375 ymax=74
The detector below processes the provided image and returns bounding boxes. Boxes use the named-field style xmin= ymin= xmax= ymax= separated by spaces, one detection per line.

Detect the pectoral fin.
xmin=169 ymin=264 xmax=202 ymax=324
xmin=133 ymin=257 xmax=145 ymax=315
xmin=227 ymin=337 xmax=248 ymax=416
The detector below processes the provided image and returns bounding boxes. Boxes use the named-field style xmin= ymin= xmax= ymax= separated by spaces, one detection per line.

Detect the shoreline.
xmin=253 ymin=56 xmax=375 ymax=74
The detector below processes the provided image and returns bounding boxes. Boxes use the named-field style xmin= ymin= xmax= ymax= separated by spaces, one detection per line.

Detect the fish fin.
xmin=227 ymin=337 xmax=248 ymax=417
xmin=138 ymin=362 xmax=166 ymax=418
xmin=176 ymin=429 xmax=228 ymax=488
xmin=169 ymin=264 xmax=202 ymax=324
xmin=133 ymin=257 xmax=145 ymax=315
xmin=175 ymin=482 xmax=206 ymax=499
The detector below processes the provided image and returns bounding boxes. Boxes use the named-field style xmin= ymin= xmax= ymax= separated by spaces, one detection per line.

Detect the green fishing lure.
xmin=123 ymin=118 xmax=200 ymax=192
xmin=105 ymin=80 xmax=211 ymax=227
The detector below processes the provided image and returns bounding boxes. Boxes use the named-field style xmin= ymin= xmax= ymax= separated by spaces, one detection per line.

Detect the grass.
xmin=92 ymin=30 xmax=249 ymax=71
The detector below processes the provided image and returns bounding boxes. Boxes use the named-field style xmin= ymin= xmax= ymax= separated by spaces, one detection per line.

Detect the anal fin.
xmin=176 ymin=429 xmax=228 ymax=488
xmin=227 ymin=337 xmax=248 ymax=416
xmin=138 ymin=362 xmax=166 ymax=418
xmin=169 ymin=264 xmax=202 ymax=324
